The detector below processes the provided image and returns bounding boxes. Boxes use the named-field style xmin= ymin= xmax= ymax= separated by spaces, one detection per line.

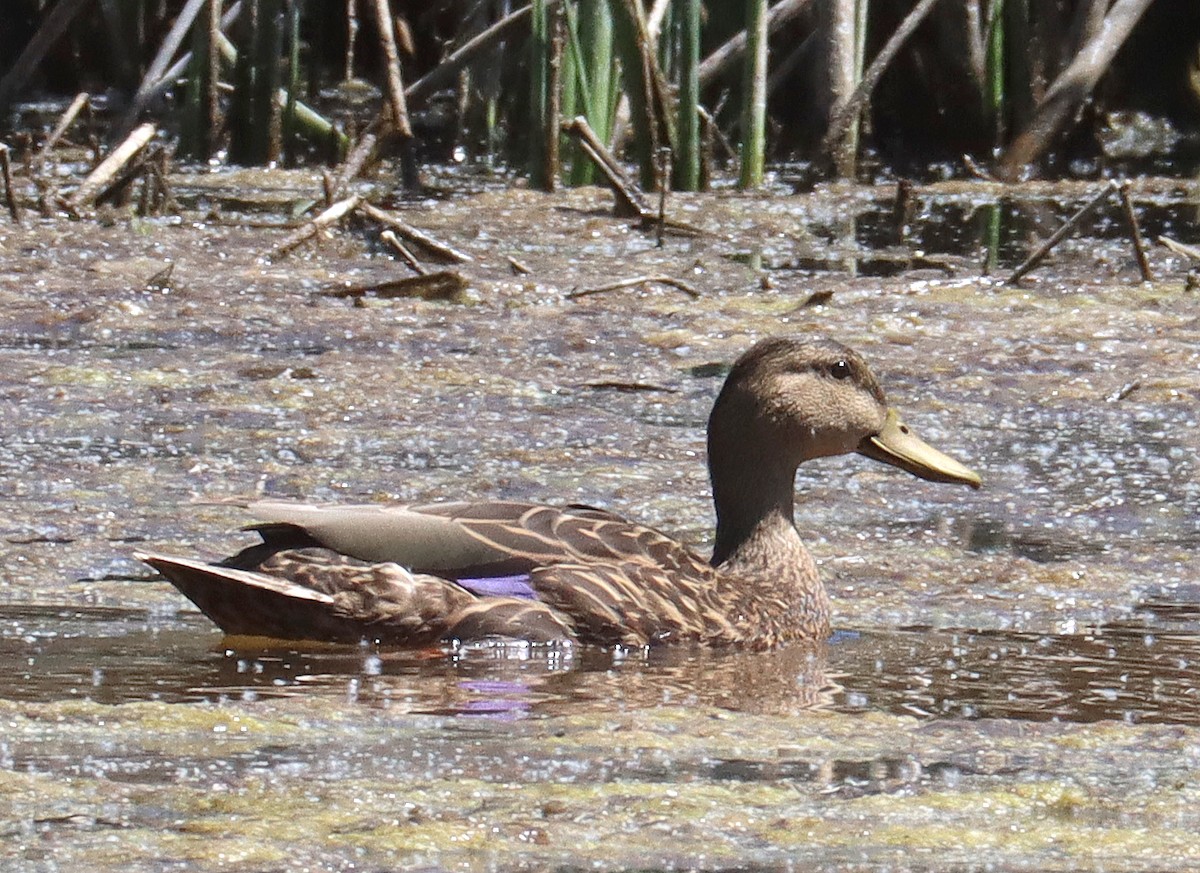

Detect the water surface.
xmin=1 ymin=170 xmax=1199 ymax=870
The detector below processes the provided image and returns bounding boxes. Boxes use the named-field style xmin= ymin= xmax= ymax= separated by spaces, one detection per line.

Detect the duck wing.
xmin=237 ymin=499 xmax=708 ymax=578
xmin=142 ymin=499 xmax=725 ymax=646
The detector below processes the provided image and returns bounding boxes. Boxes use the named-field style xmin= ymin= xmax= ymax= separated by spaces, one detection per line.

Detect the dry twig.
xmin=1005 ymin=183 xmax=1114 ymax=285
xmin=357 ymin=202 xmax=472 ymax=263
xmin=268 ymin=194 xmax=362 ymax=260
xmin=1114 ymin=181 xmax=1152 ymax=281
xmin=567 ymin=275 xmax=700 ymax=300
xmin=380 ymin=229 xmax=427 ymax=274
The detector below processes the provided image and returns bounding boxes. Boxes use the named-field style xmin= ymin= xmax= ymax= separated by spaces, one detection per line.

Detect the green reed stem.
xmin=739 ymin=0 xmax=767 ymax=189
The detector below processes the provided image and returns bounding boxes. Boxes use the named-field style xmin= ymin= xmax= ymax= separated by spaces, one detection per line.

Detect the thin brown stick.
xmin=655 ymin=147 xmax=671 ymax=248
xmin=330 ymin=133 xmax=378 ymax=200
xmin=267 ymin=194 xmax=362 ymax=260
xmin=544 ymin=9 xmax=564 ymax=193
xmin=380 ymin=229 xmax=428 ymax=274
xmin=38 ymin=92 xmax=90 ymax=162
xmin=358 ymin=202 xmax=473 ymax=263
xmin=1114 ymin=181 xmax=1152 ymax=282
xmin=66 ymin=123 xmax=157 ymax=211
xmin=1005 ymin=184 xmax=1114 ymax=285
xmin=567 ymin=275 xmax=699 ymax=300
xmin=370 ymin=0 xmax=414 ymax=139
xmin=1 ymin=145 xmax=21 ymax=223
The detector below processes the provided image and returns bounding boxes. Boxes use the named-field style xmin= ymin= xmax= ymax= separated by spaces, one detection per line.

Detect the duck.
xmin=136 ymin=337 xmax=980 ymax=649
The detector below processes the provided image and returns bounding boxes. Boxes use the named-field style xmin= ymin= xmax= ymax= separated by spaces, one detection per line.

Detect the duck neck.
xmin=709 ymin=450 xmax=803 ymax=569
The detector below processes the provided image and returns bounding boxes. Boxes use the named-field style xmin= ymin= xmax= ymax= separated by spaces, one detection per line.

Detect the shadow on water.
xmin=6 ymin=605 xmax=1200 ymax=726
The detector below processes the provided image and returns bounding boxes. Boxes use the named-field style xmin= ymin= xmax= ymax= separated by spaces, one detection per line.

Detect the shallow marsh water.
xmin=1 ymin=169 xmax=1199 ymax=870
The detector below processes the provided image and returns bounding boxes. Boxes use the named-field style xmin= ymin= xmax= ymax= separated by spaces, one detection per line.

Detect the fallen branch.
xmin=65 ymin=123 xmax=157 ymax=212
xmin=357 ymin=202 xmax=472 ymax=263
xmin=267 ymin=194 xmax=362 ymax=260
xmin=567 ymin=275 xmax=700 ymax=300
xmin=324 ymin=271 xmax=467 ymax=302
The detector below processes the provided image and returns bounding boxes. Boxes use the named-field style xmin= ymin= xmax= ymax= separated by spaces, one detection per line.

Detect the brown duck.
xmin=137 ymin=337 xmax=980 ymax=648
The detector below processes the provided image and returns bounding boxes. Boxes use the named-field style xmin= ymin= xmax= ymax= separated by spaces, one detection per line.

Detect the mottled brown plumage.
xmin=137 ymin=337 xmax=980 ymax=648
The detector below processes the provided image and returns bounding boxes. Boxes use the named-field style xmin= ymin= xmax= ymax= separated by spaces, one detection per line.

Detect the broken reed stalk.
xmin=357 ymin=202 xmax=473 ymax=263
xmin=984 ymin=0 xmax=1006 ymax=147
xmin=97 ymin=143 xmax=164 ymax=208
xmin=66 ymin=123 xmax=156 ymax=211
xmin=370 ymin=0 xmax=414 ymax=140
xmin=380 ymin=229 xmax=428 ymax=274
xmin=181 ymin=0 xmax=221 ymax=160
xmin=655 ymin=147 xmax=671 ymax=248
xmin=1114 ymin=181 xmax=1153 ymax=282
xmin=1005 ymin=182 xmax=1113 ymax=285
xmin=544 ymin=8 xmax=565 ymax=192
xmin=1 ymin=145 xmax=20 ymax=223
xmin=268 ymin=194 xmax=362 ymax=260
xmin=610 ymin=0 xmax=677 ymax=190
xmin=561 ymin=116 xmax=650 ymax=217
xmin=1158 ymin=236 xmax=1200 ymax=263
xmin=330 ymin=133 xmax=378 ymax=200
xmin=37 ymin=92 xmax=90 ymax=163
xmin=567 ymin=275 xmax=700 ymax=300
xmin=282 ymin=0 xmax=302 ymax=163
xmin=326 ymin=271 xmax=468 ymax=302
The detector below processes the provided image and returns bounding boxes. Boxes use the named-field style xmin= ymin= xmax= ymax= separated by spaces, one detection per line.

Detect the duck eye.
xmin=829 ymin=360 xmax=852 ymax=380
